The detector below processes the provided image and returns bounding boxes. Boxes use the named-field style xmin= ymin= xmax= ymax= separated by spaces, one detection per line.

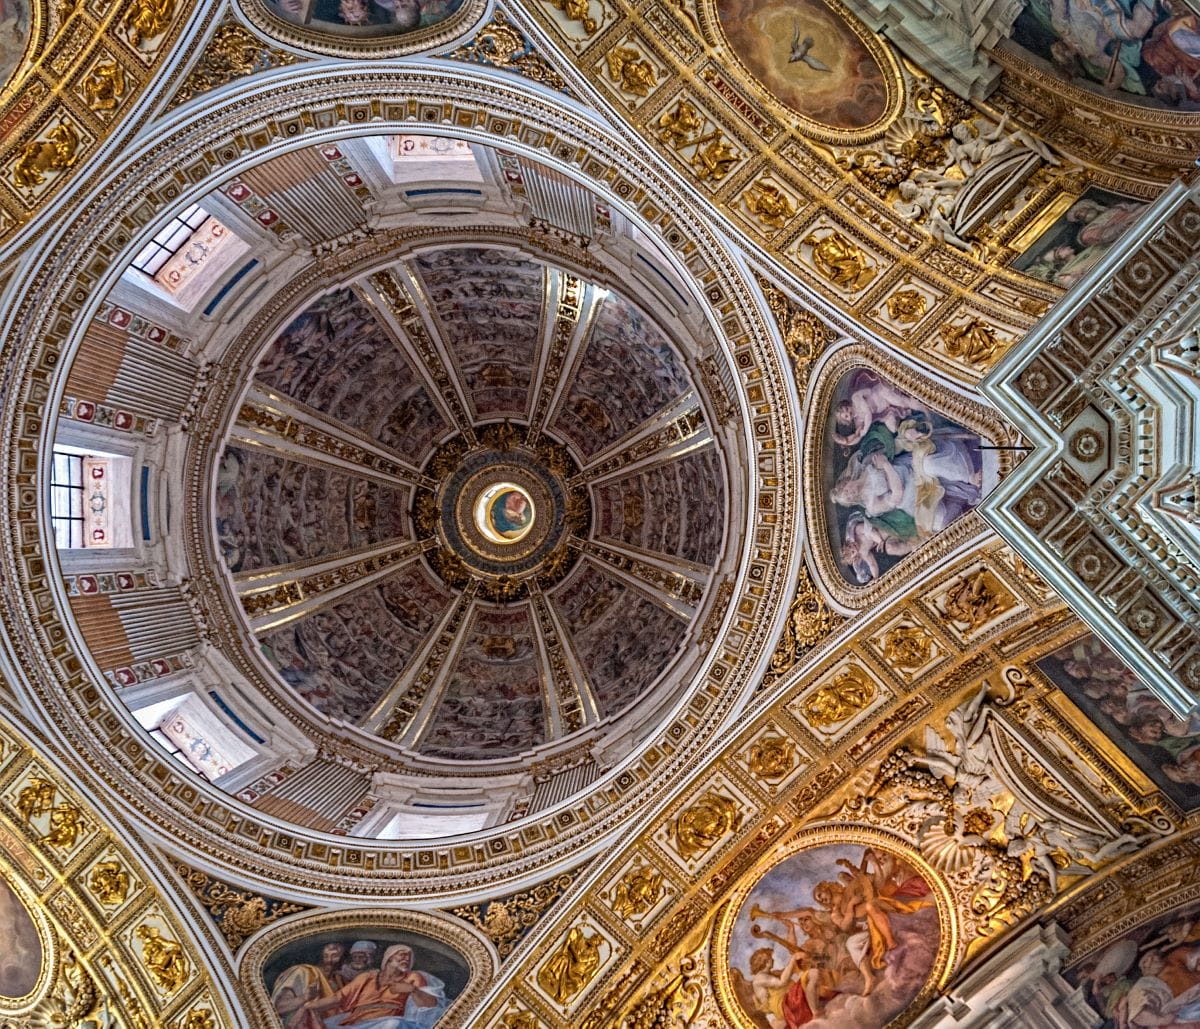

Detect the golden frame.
xmin=712 ymin=824 xmax=958 ymax=1029
xmin=239 ymin=907 xmax=496 ymax=1028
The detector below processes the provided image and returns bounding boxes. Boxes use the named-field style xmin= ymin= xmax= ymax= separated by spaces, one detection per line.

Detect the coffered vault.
xmin=0 ymin=0 xmax=1197 ymax=1025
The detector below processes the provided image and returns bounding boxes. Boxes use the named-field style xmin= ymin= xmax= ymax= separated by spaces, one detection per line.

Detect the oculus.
xmin=473 ymin=483 xmax=535 ymax=545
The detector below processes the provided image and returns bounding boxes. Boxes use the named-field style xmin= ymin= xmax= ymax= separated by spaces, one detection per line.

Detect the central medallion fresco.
xmin=476 ymin=484 xmax=534 ymax=545
xmin=415 ymin=425 xmax=589 ymax=601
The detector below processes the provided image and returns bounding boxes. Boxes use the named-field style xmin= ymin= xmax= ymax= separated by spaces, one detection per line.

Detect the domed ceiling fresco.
xmin=0 ymin=0 xmax=1199 ymax=1023
xmin=215 ymin=245 xmax=727 ymax=762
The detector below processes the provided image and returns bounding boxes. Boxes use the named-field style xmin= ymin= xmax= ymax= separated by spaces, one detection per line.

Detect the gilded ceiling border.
xmin=0 ymin=66 xmax=797 ymax=899
xmin=0 ymin=0 xmax=203 ymax=256
xmin=506 ymin=0 xmax=1051 ymax=385
xmin=238 ymin=907 xmax=497 ymax=1027
xmin=802 ymin=341 xmax=1018 ymax=612
xmin=178 ymin=223 xmax=741 ymax=780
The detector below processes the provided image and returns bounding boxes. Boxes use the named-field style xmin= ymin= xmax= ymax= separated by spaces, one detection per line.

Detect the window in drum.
xmin=130 ymin=203 xmax=210 ymax=276
xmin=50 ymin=451 xmax=84 ymax=549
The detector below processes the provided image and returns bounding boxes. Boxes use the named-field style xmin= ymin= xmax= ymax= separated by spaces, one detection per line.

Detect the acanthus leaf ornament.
xmin=765 ymin=561 xmax=841 ymax=681
xmin=172 ymin=23 xmax=301 ymax=107
xmin=446 ymin=10 xmax=571 ymax=94
xmin=760 ymin=282 xmax=837 ymax=400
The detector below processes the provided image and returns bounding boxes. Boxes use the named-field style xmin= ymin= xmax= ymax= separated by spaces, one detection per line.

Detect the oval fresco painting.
xmin=1009 ymin=0 xmax=1200 ymax=110
xmin=725 ymin=843 xmax=941 ymax=1027
xmin=823 ymin=368 xmax=985 ymax=586
xmin=261 ymin=0 xmax=464 ymax=38
xmin=0 ymin=876 xmax=42 ymax=999
xmin=716 ymin=0 xmax=893 ymax=132
xmin=264 ymin=927 xmax=468 ymax=1027
xmin=0 ymin=0 xmax=32 ymax=91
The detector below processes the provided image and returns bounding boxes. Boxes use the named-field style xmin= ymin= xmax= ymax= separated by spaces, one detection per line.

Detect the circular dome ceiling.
xmin=214 ymin=245 xmax=729 ymax=765
xmin=31 ymin=123 xmax=774 ymax=859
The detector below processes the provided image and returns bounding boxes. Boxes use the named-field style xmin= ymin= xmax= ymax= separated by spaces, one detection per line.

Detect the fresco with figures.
xmin=1066 ymin=898 xmax=1200 ymax=1027
xmin=266 ymin=928 xmax=468 ymax=1028
xmin=726 ymin=844 xmax=940 ymax=1027
xmin=1012 ymin=188 xmax=1148 ymax=287
xmin=1037 ymin=634 xmax=1200 ymax=809
xmin=261 ymin=0 xmax=464 ymax=37
xmin=716 ymin=0 xmax=890 ymax=129
xmin=1010 ymin=0 xmax=1200 ymax=108
xmin=823 ymin=369 xmax=984 ymax=586
xmin=0 ymin=0 xmax=29 ymax=90
xmin=0 ymin=876 xmax=40 ymax=999
xmin=261 ymin=565 xmax=453 ymax=724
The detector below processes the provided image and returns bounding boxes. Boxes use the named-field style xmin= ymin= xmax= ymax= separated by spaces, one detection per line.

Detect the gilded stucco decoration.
xmin=0 ymin=707 xmax=231 ymax=1027
xmin=0 ymin=0 xmax=195 ymax=249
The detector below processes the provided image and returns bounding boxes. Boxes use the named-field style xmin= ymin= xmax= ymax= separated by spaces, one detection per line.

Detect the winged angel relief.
xmin=835 ymin=685 xmax=1165 ymax=935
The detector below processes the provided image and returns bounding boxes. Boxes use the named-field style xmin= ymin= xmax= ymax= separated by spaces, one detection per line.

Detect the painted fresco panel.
xmin=1066 ymin=897 xmax=1200 ymax=1027
xmin=716 ymin=0 xmax=889 ymax=128
xmin=420 ymin=605 xmax=546 ymax=759
xmin=0 ymin=0 xmax=30 ymax=92
xmin=261 ymin=564 xmax=452 ymax=723
xmin=0 ymin=876 xmax=41 ymax=999
xmin=595 ymin=448 xmax=724 ymax=566
xmin=551 ymin=562 xmax=687 ymax=717
xmin=553 ymin=293 xmax=692 ymax=460
xmin=1012 ymin=188 xmax=1148 ymax=287
xmin=215 ymin=448 xmax=408 ymax=574
xmin=264 ymin=927 xmax=467 ymax=1028
xmin=1010 ymin=0 xmax=1200 ymax=109
xmin=727 ymin=844 xmax=939 ymax=1027
xmin=260 ymin=0 xmax=465 ymax=38
xmin=415 ymin=248 xmax=543 ymax=420
xmin=1037 ymin=633 xmax=1200 ymax=809
xmin=253 ymin=288 xmax=448 ymax=459
xmin=823 ymin=369 xmax=984 ymax=586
